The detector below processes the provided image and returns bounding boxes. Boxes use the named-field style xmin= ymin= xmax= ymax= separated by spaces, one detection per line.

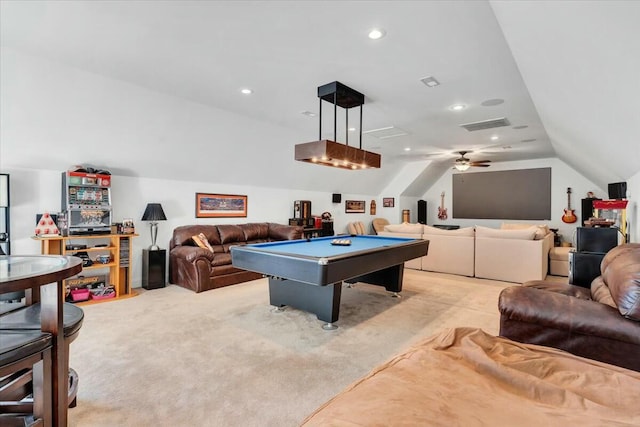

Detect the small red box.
xmin=70 ymin=288 xmax=90 ymax=302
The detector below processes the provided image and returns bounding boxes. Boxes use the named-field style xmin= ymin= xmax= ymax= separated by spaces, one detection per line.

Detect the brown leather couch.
xmin=169 ymin=223 xmax=303 ymax=293
xmin=498 ymin=243 xmax=640 ymax=372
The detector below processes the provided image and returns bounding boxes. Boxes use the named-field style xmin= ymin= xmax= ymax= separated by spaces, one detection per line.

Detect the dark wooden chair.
xmin=0 ymin=330 xmax=53 ymax=427
xmin=0 ymin=303 xmax=84 ymax=408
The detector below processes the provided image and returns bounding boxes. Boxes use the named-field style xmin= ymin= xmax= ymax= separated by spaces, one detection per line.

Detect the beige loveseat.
xmin=379 ymin=223 xmax=553 ymax=283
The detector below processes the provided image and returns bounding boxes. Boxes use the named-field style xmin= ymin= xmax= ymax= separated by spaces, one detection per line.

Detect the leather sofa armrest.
xmin=170 ymin=245 xmax=215 ymax=263
xmin=499 ymin=286 xmax=640 ymax=344
xmin=269 ymin=224 xmax=303 ymax=241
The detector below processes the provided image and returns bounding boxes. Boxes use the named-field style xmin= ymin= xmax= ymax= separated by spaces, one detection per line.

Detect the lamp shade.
xmin=141 ymin=203 xmax=167 ymax=221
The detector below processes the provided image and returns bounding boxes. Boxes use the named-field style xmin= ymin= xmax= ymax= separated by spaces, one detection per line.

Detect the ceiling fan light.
xmin=455 ymin=163 xmax=470 ymax=171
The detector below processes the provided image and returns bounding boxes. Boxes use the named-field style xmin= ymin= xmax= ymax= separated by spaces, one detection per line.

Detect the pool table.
xmin=231 ymin=235 xmax=429 ymax=329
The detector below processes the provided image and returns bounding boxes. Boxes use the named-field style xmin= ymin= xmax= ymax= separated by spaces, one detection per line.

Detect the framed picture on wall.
xmin=196 ymin=193 xmax=247 ymax=218
xmin=383 ymin=197 xmax=394 ymax=207
xmin=345 ymin=200 xmax=366 ymax=213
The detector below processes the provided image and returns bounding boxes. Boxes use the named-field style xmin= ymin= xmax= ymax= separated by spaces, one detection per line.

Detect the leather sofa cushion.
xmin=601 ymin=244 xmax=640 ymax=320
xmin=423 ymin=225 xmax=474 ymax=237
xmin=590 ymin=277 xmax=617 ymax=308
xmin=172 ymin=225 xmax=221 ymax=246
xmin=211 ymin=253 xmax=232 ymax=267
xmin=240 ymin=223 xmax=269 ymax=241
xmin=476 ymin=225 xmax=536 ymax=240
xmin=384 ymin=223 xmax=423 ymax=234
xmin=217 ymin=225 xmax=245 ymax=244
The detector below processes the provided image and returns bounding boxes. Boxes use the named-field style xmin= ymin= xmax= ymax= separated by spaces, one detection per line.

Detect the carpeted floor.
xmin=67 ymin=270 xmax=566 ymax=426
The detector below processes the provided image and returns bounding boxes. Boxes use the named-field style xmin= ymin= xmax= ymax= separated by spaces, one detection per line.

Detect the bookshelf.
xmin=34 ymin=233 xmax=138 ymax=303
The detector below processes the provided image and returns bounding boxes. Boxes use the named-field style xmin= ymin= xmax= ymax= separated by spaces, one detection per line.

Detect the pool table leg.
xmin=268 ymin=278 xmax=342 ymax=328
xmin=344 ymin=264 xmax=404 ymax=293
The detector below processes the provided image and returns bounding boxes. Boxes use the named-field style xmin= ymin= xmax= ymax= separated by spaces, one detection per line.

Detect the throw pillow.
xmin=192 ymin=233 xmax=214 ymax=252
xmin=475 ymin=226 xmax=536 ymax=240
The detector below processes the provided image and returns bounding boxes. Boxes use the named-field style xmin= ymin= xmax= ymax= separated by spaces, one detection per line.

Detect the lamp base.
xmin=148 ymin=244 xmax=160 ymax=251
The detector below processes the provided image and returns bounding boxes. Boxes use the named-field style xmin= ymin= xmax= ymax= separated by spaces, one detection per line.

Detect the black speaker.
xmin=417 ymin=200 xmax=427 ymax=224
xmin=581 ymin=197 xmax=600 ymax=226
xmin=608 ymin=182 xmax=626 ymax=199
xmin=332 ymin=193 xmax=341 ymax=203
xmin=575 ymin=227 xmax=618 ymax=253
xmin=569 ymin=251 xmax=605 ymax=288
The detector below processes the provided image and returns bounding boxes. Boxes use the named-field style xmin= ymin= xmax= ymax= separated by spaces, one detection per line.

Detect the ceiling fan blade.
xmin=471 ymin=164 xmax=491 ymax=167
xmin=471 ymin=159 xmax=491 ymax=163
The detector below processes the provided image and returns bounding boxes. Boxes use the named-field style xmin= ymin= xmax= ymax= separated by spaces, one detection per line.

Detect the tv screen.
xmin=452 ymin=168 xmax=551 ymax=220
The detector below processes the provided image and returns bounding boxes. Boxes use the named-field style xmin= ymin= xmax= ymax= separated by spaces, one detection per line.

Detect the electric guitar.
xmin=438 ymin=191 xmax=448 ymax=220
xmin=562 ymin=187 xmax=577 ymax=224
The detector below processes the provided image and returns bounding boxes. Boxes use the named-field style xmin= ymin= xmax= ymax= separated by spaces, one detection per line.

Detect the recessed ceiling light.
xmin=490 ymin=135 xmax=499 ymax=141
xmin=368 ymin=28 xmax=386 ymax=40
xmin=449 ymin=104 xmax=467 ymax=111
xmin=240 ymin=88 xmax=253 ymax=95
xmin=301 ymin=111 xmax=317 ymax=117
xmin=404 ymin=147 xmax=411 ymax=152
xmin=348 ymin=127 xmax=356 ymax=132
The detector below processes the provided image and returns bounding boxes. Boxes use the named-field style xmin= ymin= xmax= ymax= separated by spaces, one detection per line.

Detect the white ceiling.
xmin=1 ymin=1 xmax=638 ymax=195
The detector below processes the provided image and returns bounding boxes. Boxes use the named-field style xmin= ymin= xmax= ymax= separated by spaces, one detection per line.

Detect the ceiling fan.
xmin=453 ymin=151 xmax=491 ymax=171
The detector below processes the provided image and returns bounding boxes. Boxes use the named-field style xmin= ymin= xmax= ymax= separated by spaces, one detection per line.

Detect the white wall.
xmin=4 ymin=167 xmax=386 ymax=287
xmin=420 ymin=158 xmax=607 ymax=245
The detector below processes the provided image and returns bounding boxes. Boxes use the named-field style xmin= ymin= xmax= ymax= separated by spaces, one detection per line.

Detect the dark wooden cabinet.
xmin=142 ymin=249 xmax=166 ymax=289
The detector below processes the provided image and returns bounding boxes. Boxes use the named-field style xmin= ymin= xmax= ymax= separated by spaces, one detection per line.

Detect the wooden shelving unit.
xmin=34 ymin=233 xmax=138 ymax=303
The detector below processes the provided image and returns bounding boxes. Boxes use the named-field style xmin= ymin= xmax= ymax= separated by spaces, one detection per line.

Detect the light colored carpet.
xmin=67 ymin=270 xmax=564 ymax=426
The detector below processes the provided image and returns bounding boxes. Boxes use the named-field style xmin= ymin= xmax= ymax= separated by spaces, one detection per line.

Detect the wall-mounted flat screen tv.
xmin=452 ymin=167 xmax=551 ymax=220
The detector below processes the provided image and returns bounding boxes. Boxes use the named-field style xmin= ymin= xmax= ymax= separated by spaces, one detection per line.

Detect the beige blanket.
xmin=302 ymin=327 xmax=640 ymax=426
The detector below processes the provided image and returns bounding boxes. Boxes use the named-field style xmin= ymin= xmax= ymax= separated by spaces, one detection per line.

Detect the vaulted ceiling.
xmin=1 ymin=1 xmax=638 ymax=195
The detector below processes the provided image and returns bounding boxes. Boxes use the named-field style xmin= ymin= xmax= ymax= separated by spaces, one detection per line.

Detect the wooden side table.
xmin=142 ymin=249 xmax=166 ymax=289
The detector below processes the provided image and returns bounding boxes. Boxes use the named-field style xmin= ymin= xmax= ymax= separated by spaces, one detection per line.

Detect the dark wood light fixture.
xmin=295 ymin=81 xmax=381 ymax=170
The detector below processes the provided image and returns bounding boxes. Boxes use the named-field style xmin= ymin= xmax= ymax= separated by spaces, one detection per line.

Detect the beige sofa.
xmin=379 ymin=223 xmax=553 ymax=283
xmin=475 ymin=225 xmax=553 ymax=283
xmin=380 ymin=224 xmax=475 ymax=276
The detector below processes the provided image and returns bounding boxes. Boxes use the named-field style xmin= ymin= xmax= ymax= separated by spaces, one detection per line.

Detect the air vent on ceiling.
xmin=362 ymin=126 xmax=409 ymax=139
xmin=460 ymin=117 xmax=510 ymax=132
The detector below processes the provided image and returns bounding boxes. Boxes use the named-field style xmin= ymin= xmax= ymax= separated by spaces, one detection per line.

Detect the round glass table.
xmin=1 ymin=255 xmax=82 ymax=426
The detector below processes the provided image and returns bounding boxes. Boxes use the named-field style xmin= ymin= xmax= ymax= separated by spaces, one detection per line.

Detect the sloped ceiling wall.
xmin=491 ymin=1 xmax=640 ymax=189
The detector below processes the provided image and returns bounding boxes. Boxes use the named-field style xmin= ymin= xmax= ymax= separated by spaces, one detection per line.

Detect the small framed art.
xmin=383 ymin=197 xmax=395 ymax=208
xmin=345 ymin=200 xmax=366 ymax=214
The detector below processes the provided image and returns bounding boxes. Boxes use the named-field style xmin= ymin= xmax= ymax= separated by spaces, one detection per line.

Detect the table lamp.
xmin=141 ymin=203 xmax=167 ymax=250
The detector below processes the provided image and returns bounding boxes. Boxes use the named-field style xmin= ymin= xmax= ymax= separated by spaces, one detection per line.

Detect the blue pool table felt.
xmin=245 ymin=235 xmax=418 ymax=258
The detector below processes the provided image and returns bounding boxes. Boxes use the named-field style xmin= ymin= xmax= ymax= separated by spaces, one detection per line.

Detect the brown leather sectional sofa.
xmin=169 ymin=223 xmax=303 ymax=293
xmin=498 ymin=243 xmax=640 ymax=371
